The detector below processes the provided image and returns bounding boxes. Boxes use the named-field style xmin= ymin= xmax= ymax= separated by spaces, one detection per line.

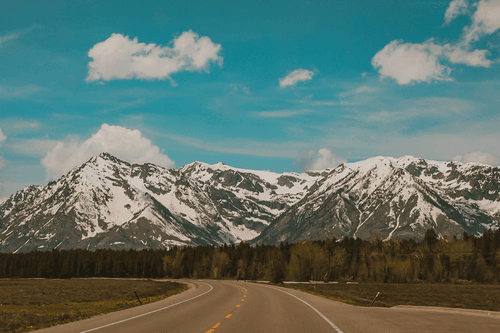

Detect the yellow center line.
xmin=206 ymin=330 xmax=214 ymax=333
xmin=213 ymin=323 xmax=220 ymax=328
xmin=237 ymin=305 xmax=240 ymax=307
xmin=241 ymin=299 xmax=244 ymax=301
xmin=226 ymin=314 xmax=232 ymax=318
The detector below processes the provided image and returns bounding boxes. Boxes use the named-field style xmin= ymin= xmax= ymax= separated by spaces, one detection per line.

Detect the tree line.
xmin=1 ymin=229 xmax=500 ymax=283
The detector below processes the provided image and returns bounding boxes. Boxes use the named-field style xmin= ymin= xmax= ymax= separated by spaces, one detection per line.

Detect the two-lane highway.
xmin=35 ymin=280 xmax=499 ymax=333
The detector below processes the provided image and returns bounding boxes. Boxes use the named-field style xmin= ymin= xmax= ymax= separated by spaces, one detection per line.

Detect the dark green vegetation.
xmin=284 ymin=283 xmax=500 ymax=311
xmin=0 ymin=279 xmax=187 ymax=333
xmin=1 ymin=229 xmax=500 ymax=283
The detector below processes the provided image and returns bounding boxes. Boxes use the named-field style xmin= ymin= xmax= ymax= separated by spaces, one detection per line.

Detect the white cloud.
xmin=372 ymin=40 xmax=452 ymax=85
xmin=373 ymin=0 xmax=500 ymax=85
xmin=279 ymin=69 xmax=315 ymax=88
xmin=86 ymin=31 xmax=222 ymax=83
xmin=452 ymin=151 xmax=498 ymax=165
xmin=444 ymin=0 xmax=469 ymax=24
xmin=372 ymin=39 xmax=493 ymax=85
xmin=41 ymin=124 xmax=174 ymax=178
xmin=0 ymin=128 xmax=6 ymax=143
xmin=0 ymin=156 xmax=5 ymax=170
xmin=296 ymin=148 xmax=347 ymax=171
xmin=251 ymin=109 xmax=317 ymax=118
xmin=463 ymin=0 xmax=500 ymax=44
xmin=443 ymin=45 xmax=493 ymax=66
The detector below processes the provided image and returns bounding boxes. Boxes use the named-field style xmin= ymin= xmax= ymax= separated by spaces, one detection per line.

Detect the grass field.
xmin=283 ymin=282 xmax=500 ymax=311
xmin=0 ymin=279 xmax=188 ymax=333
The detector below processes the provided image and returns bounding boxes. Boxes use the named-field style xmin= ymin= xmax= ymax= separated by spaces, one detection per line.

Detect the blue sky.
xmin=1 ymin=0 xmax=500 ymax=199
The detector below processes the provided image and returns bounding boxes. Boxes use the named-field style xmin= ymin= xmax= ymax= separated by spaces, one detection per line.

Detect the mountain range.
xmin=1 ymin=153 xmax=499 ymax=252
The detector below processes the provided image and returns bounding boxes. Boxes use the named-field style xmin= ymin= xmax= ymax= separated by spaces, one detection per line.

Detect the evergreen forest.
xmin=1 ymin=229 xmax=500 ymax=283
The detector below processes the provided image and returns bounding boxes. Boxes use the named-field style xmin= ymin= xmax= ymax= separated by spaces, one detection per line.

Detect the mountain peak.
xmin=1 ymin=154 xmax=499 ymax=252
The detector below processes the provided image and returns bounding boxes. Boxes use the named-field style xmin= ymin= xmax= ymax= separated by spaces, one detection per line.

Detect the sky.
xmin=1 ymin=0 xmax=500 ymax=199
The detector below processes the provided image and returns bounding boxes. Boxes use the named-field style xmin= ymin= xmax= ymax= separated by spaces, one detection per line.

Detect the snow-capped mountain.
xmin=0 ymin=153 xmax=320 ymax=252
xmin=0 ymin=153 xmax=499 ymax=252
xmin=253 ymin=156 xmax=500 ymax=244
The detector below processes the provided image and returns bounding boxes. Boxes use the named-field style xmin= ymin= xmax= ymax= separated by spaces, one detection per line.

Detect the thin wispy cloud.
xmin=9 ymin=139 xmax=58 ymax=157
xmin=0 ymin=84 xmax=43 ymax=99
xmin=162 ymin=133 xmax=310 ymax=158
xmin=295 ymin=148 xmax=347 ymax=172
xmin=251 ymin=109 xmax=317 ymax=118
xmin=0 ymin=128 xmax=6 ymax=171
xmin=279 ymin=69 xmax=315 ymax=88
xmin=343 ymin=97 xmax=474 ymax=123
xmin=86 ymin=31 xmax=223 ymax=83
xmin=0 ymin=24 xmax=42 ymax=47
xmin=0 ymin=128 xmax=6 ymax=144
xmin=12 ymin=121 xmax=40 ymax=129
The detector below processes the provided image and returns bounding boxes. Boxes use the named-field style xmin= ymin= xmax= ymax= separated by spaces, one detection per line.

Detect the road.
xmin=35 ymin=280 xmax=499 ymax=333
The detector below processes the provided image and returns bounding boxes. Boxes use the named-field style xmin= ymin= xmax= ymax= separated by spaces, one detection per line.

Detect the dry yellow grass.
xmin=283 ymin=282 xmax=500 ymax=311
xmin=0 ymin=279 xmax=188 ymax=333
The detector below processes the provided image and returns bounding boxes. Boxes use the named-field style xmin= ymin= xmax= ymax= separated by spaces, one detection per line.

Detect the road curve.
xmin=35 ymin=280 xmax=499 ymax=333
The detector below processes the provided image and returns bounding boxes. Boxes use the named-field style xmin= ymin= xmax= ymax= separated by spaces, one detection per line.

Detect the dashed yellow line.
xmin=207 ymin=282 xmax=247 ymax=332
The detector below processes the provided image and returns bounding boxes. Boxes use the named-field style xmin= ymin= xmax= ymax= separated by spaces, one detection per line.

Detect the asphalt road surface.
xmin=35 ymin=280 xmax=499 ymax=333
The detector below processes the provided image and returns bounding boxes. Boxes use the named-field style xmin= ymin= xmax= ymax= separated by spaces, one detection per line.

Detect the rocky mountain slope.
xmin=253 ymin=156 xmax=500 ymax=244
xmin=0 ymin=153 xmax=499 ymax=252
xmin=0 ymin=153 xmax=319 ymax=252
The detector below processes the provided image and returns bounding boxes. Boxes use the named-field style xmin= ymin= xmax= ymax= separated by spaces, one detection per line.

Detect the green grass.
xmin=283 ymin=282 xmax=500 ymax=311
xmin=0 ymin=279 xmax=188 ymax=333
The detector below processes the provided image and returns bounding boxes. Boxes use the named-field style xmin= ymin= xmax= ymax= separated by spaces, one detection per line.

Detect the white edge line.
xmin=80 ymin=283 xmax=214 ymax=333
xmin=277 ymin=289 xmax=344 ymax=333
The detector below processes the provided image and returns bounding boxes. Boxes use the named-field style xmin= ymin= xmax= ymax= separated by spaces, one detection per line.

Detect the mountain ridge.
xmin=1 ymin=153 xmax=499 ymax=252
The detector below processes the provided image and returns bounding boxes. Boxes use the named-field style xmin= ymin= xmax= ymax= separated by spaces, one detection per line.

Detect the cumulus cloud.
xmin=444 ymin=0 xmax=469 ymax=24
xmin=295 ymin=148 xmax=347 ymax=171
xmin=463 ymin=0 xmax=500 ymax=44
xmin=372 ymin=40 xmax=452 ymax=84
xmin=452 ymin=151 xmax=498 ymax=165
xmin=41 ymin=124 xmax=174 ymax=178
xmin=279 ymin=69 xmax=315 ymax=88
xmin=373 ymin=0 xmax=499 ymax=85
xmin=86 ymin=31 xmax=222 ymax=83
xmin=372 ymin=39 xmax=493 ymax=85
